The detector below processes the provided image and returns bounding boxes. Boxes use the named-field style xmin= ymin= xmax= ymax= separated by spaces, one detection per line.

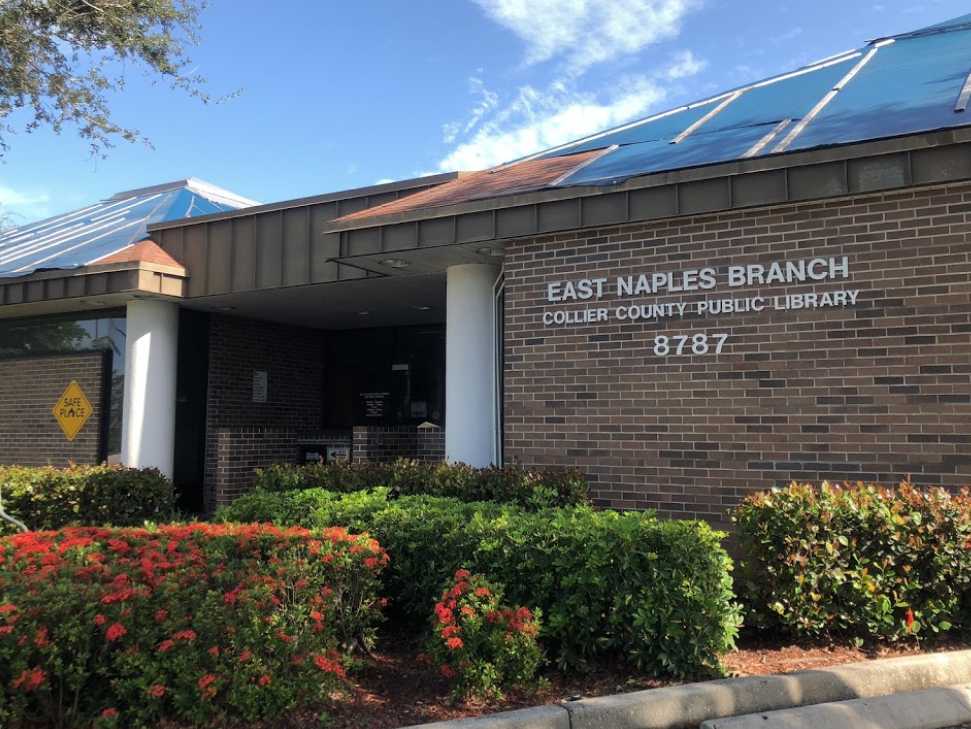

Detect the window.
xmin=323 ymin=324 xmax=445 ymax=429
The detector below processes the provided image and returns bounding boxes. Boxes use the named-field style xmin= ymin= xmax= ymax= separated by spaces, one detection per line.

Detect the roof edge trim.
xmin=147 ymin=172 xmax=461 ymax=233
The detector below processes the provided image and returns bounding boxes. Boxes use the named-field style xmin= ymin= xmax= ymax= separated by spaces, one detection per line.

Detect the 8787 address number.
xmin=653 ymin=332 xmax=728 ymax=356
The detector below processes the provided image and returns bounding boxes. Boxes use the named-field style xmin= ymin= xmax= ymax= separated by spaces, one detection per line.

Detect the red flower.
xmin=154 ymin=609 xmax=168 ymax=623
xmin=94 ymin=614 xmax=107 ymax=626
xmin=258 ymin=674 xmax=272 ymax=686
xmin=11 ymin=667 xmax=46 ymax=692
xmin=147 ymin=684 xmax=166 ymax=698
xmin=454 ymin=569 xmax=471 ymax=581
xmin=101 ymin=708 xmax=119 ymax=719
xmin=312 ymin=653 xmax=347 ymax=678
xmin=460 ymin=606 xmax=475 ymax=618
xmin=197 ymin=673 xmax=218 ymax=699
xmin=34 ymin=627 xmax=49 ymax=648
xmin=173 ymin=629 xmax=197 ymax=642
xmin=105 ymin=623 xmax=127 ymax=642
xmin=446 ymin=636 xmax=464 ymax=651
xmin=439 ymin=663 xmax=455 ymax=678
xmin=208 ymin=645 xmax=220 ymax=657
xmin=905 ymin=608 xmax=915 ymax=631
xmin=239 ymin=648 xmax=253 ymax=663
xmin=474 ymin=586 xmax=491 ymax=597
xmin=157 ymin=639 xmax=175 ymax=654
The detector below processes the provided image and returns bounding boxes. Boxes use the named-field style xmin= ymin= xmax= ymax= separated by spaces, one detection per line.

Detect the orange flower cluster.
xmin=0 ymin=523 xmax=389 ymax=727
xmin=428 ymin=570 xmax=542 ymax=700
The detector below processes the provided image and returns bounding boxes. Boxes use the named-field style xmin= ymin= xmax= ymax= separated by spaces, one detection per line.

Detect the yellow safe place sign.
xmin=53 ymin=380 xmax=93 ymax=441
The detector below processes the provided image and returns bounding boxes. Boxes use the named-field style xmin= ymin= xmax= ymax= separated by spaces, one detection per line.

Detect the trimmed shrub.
xmin=428 ymin=570 xmax=542 ymax=700
xmin=0 ymin=465 xmax=175 ymax=535
xmin=0 ymin=523 xmax=388 ymax=728
xmin=218 ymin=488 xmax=740 ymax=677
xmin=733 ymin=481 xmax=971 ymax=641
xmin=254 ymin=459 xmax=588 ymax=509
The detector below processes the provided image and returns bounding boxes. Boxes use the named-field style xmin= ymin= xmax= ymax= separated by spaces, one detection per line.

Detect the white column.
xmin=121 ymin=299 xmax=179 ymax=477
xmin=446 ymin=263 xmax=498 ymax=467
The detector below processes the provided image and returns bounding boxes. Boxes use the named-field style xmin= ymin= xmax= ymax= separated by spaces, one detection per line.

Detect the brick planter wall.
xmin=0 ymin=351 xmax=108 ymax=466
xmin=503 ymin=182 xmax=971 ymax=521
xmin=352 ymin=425 xmax=445 ymax=463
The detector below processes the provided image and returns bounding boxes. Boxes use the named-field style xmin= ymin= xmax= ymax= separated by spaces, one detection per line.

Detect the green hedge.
xmin=0 ymin=465 xmax=175 ymax=535
xmin=254 ymin=459 xmax=588 ymax=509
xmin=218 ymin=488 xmax=740 ymax=677
xmin=733 ymin=481 xmax=971 ymax=641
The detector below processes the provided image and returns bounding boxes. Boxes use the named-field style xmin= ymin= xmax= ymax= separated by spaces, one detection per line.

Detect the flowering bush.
xmin=734 ymin=481 xmax=971 ymax=641
xmin=0 ymin=523 xmax=388 ymax=728
xmin=219 ymin=488 xmax=739 ymax=677
xmin=428 ymin=570 xmax=542 ymax=700
xmin=0 ymin=465 xmax=175 ymax=535
xmin=254 ymin=459 xmax=588 ymax=509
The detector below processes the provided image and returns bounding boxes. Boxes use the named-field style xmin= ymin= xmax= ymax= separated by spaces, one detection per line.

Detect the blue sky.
xmin=1 ymin=0 xmax=967 ymax=224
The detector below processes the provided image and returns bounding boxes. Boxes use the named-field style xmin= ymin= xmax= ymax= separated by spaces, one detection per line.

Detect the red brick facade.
xmin=0 ymin=351 xmax=108 ymax=467
xmin=204 ymin=314 xmax=326 ymax=508
xmin=502 ymin=182 xmax=971 ymax=521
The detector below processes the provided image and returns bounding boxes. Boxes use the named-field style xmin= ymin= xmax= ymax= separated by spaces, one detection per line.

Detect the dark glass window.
xmin=0 ymin=311 xmax=126 ymax=457
xmin=324 ymin=324 xmax=445 ymax=429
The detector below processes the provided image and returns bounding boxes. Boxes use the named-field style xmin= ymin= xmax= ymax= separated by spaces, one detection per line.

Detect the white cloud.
xmin=437 ymin=50 xmax=706 ymax=171
xmin=443 ymin=75 xmax=499 ymax=143
xmin=438 ymin=75 xmax=666 ymax=171
xmin=663 ymin=49 xmax=706 ymax=79
xmin=0 ymin=186 xmax=50 ymax=224
xmin=473 ymin=0 xmax=703 ymax=75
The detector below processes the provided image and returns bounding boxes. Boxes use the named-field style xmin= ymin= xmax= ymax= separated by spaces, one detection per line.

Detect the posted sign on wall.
xmin=52 ymin=380 xmax=93 ymax=441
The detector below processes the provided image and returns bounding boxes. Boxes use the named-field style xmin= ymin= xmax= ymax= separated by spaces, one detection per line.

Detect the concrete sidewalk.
xmin=400 ymin=650 xmax=971 ymax=729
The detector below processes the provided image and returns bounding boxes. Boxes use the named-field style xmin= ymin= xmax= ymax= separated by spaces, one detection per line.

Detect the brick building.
xmin=2 ymin=15 xmax=970 ymax=519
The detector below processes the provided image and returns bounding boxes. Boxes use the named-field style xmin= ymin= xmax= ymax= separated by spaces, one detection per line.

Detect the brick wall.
xmin=503 ymin=182 xmax=971 ymax=522
xmin=352 ymin=425 xmax=445 ymax=462
xmin=204 ymin=314 xmax=325 ymax=508
xmin=0 ymin=351 xmax=108 ymax=466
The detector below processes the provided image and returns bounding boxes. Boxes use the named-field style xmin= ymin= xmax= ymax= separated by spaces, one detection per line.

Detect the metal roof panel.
xmin=0 ymin=181 xmax=255 ymax=276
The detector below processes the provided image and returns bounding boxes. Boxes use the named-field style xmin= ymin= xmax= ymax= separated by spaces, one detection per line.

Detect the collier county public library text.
xmin=2 ymin=16 xmax=971 ymax=520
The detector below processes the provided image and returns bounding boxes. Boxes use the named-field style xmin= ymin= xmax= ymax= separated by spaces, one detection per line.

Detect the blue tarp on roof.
xmin=544 ymin=14 xmax=971 ymax=187
xmin=0 ymin=179 xmax=256 ymax=277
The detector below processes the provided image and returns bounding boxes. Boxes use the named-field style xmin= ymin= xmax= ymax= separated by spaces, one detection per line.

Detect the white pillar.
xmin=121 ymin=299 xmax=179 ymax=477
xmin=446 ymin=263 xmax=498 ymax=467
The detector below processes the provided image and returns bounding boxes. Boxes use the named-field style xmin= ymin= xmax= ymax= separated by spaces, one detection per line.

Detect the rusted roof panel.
xmin=336 ymin=150 xmax=602 ymax=223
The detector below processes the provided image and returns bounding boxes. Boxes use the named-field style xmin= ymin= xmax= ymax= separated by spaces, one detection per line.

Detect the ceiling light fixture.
xmin=381 ymin=258 xmax=410 ymax=269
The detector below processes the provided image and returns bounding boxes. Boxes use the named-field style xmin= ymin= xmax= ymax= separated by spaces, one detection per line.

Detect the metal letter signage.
xmin=541 ymin=256 xmax=862 ymax=355
xmin=52 ymin=380 xmax=93 ymax=441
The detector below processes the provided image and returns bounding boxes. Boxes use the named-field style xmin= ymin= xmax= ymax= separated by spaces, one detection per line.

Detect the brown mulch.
xmin=164 ymin=635 xmax=971 ymax=729
xmin=316 ymin=635 xmax=970 ymax=729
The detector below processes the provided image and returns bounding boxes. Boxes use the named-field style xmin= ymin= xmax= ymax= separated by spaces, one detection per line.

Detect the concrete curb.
xmin=398 ymin=650 xmax=971 ymax=729
xmin=398 ymin=706 xmax=570 ymax=729
xmin=700 ymin=682 xmax=971 ymax=729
